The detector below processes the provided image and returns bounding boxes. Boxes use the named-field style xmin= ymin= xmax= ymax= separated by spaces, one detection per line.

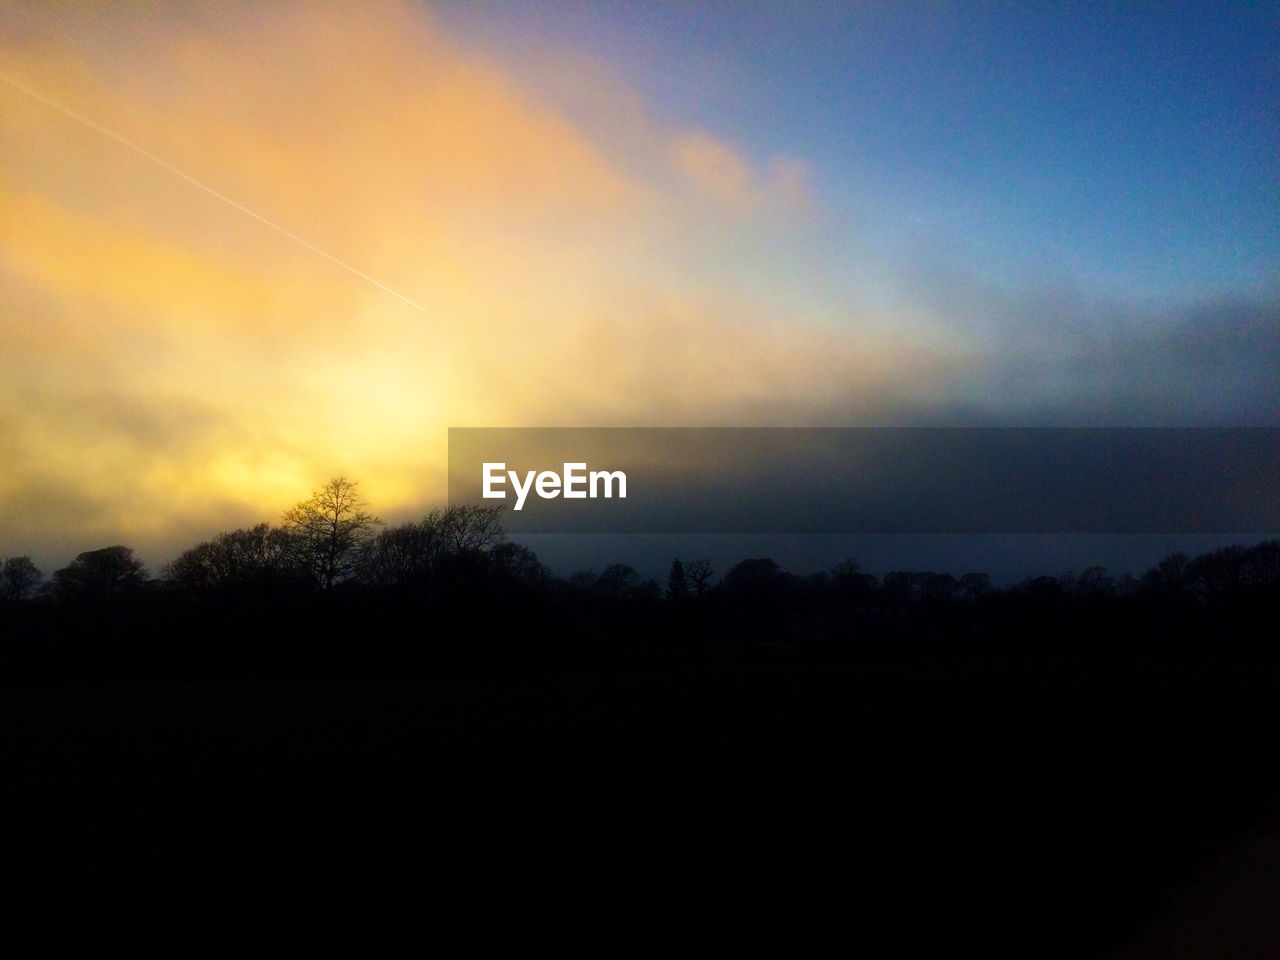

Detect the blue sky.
xmin=437 ymin=1 xmax=1277 ymax=301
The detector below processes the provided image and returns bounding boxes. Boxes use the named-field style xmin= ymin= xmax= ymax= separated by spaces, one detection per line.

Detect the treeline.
xmin=5 ymin=476 xmax=1279 ymax=607
xmin=2 ymin=476 xmax=1278 ymax=681
xmin=5 ymin=522 xmax=1278 ymax=612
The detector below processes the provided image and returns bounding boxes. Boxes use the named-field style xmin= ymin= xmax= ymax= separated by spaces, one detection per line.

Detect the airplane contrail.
xmin=0 ymin=72 xmax=427 ymax=313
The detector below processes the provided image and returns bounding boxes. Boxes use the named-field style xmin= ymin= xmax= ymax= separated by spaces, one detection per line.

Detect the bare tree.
xmin=431 ymin=504 xmax=505 ymax=555
xmin=356 ymin=505 xmax=507 ymax=590
xmin=357 ymin=520 xmax=443 ymax=589
xmin=685 ymin=558 xmax=715 ymax=597
xmin=282 ymin=477 xmax=381 ymax=589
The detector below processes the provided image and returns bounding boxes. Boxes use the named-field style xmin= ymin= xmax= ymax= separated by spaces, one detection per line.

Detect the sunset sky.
xmin=1 ymin=1 xmax=1276 ymax=569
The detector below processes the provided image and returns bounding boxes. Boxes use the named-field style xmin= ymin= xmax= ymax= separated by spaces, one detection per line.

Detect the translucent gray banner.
xmin=447 ymin=428 xmax=1279 ymax=534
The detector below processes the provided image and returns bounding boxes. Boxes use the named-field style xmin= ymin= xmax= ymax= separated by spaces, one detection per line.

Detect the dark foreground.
xmin=3 ymin=652 xmax=1278 ymax=955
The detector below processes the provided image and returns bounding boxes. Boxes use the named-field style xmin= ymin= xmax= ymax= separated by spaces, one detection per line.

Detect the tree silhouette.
xmin=923 ymin=573 xmax=958 ymax=603
xmin=684 ymin=558 xmax=714 ymax=597
xmin=166 ymin=523 xmax=303 ymax=593
xmin=358 ymin=520 xmax=443 ymax=589
xmin=1075 ymin=566 xmax=1117 ymax=600
xmin=357 ymin=505 xmax=507 ymax=590
xmin=432 ymin=504 xmax=504 ymax=555
xmin=593 ymin=564 xmax=657 ymax=604
xmin=721 ymin=559 xmax=791 ymax=605
xmin=282 ymin=477 xmax=381 ymax=589
xmin=488 ymin=542 xmax=548 ymax=587
xmin=830 ymin=559 xmax=877 ymax=604
xmin=665 ymin=559 xmax=690 ymax=601
xmin=0 ymin=555 xmax=43 ymax=601
xmin=1142 ymin=552 xmax=1191 ymax=600
xmin=958 ymin=572 xmax=992 ymax=602
xmin=51 ymin=546 xmax=146 ymax=602
xmin=880 ymin=570 xmax=920 ymax=608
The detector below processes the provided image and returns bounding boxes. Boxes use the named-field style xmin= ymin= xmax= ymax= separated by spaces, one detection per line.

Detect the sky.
xmin=0 ymin=1 xmax=1276 ymax=573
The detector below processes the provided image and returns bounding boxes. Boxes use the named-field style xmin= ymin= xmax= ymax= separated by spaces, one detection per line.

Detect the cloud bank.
xmin=0 ymin=1 xmax=1272 ymax=567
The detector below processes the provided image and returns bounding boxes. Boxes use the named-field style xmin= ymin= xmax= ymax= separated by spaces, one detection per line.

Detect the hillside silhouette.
xmin=2 ymin=478 xmax=1278 ymax=954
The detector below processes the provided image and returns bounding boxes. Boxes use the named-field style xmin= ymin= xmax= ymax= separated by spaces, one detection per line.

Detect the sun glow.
xmin=0 ymin=2 xmax=959 ymax=562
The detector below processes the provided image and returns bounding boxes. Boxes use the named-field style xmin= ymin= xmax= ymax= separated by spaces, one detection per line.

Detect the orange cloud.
xmin=0 ymin=1 xmax=962 ymax=565
xmin=668 ymin=131 xmax=811 ymax=215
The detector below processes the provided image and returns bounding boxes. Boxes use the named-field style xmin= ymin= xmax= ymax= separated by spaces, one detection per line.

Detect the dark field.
xmin=4 ymin=650 xmax=1278 ymax=954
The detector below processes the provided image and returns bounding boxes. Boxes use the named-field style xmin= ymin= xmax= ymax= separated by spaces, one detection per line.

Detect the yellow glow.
xmin=0 ymin=2 xmax=968 ymax=562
